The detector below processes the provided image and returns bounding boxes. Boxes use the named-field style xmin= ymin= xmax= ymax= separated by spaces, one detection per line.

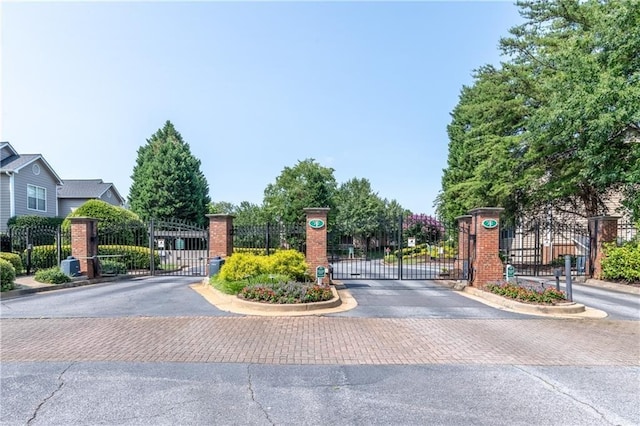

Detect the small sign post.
xmin=407 ymin=238 xmax=416 ymax=248
xmin=316 ymin=265 xmax=326 ymax=285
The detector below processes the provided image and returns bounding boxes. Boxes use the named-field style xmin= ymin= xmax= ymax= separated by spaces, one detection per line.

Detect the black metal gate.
xmin=500 ymin=217 xmax=590 ymax=277
xmin=98 ymin=219 xmax=209 ymax=277
xmin=329 ymin=215 xmax=469 ymax=280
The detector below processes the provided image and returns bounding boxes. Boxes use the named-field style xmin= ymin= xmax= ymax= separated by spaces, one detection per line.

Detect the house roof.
xmin=57 ymin=179 xmax=125 ymax=203
xmin=0 ymin=144 xmax=63 ymax=184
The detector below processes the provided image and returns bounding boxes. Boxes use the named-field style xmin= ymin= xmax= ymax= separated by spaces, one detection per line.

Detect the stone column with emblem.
xmin=469 ymin=207 xmax=504 ymax=287
xmin=304 ymin=208 xmax=330 ymax=285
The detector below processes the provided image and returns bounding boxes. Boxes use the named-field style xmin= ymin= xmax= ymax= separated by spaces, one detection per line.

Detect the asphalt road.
xmin=0 ymin=276 xmax=236 ymax=318
xmin=1 ymin=277 xmax=638 ymax=425
xmin=2 ymin=362 xmax=637 ymax=426
xmin=569 ymin=282 xmax=640 ymax=320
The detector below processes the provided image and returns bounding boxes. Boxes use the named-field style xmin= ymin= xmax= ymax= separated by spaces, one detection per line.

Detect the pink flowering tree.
xmin=403 ymin=214 xmax=444 ymax=244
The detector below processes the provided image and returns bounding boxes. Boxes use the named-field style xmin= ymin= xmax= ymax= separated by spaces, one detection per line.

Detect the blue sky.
xmin=1 ymin=1 xmax=523 ymax=216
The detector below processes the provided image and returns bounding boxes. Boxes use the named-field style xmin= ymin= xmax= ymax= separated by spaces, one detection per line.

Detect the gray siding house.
xmin=57 ymin=179 xmax=125 ymax=216
xmin=0 ymin=142 xmax=62 ymax=232
xmin=1 ymin=142 xmax=126 ymax=232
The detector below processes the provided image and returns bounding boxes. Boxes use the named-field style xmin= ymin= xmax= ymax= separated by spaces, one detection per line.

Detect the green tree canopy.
xmin=263 ymin=159 xmax=337 ymax=223
xmin=129 ymin=121 xmax=211 ymax=225
xmin=438 ymin=0 xmax=640 ymax=222
xmin=334 ymin=178 xmax=385 ymax=238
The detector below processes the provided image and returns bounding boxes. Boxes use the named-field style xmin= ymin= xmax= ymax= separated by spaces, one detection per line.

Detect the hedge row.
xmin=19 ymin=245 xmax=159 ymax=271
xmin=602 ymin=241 xmax=640 ymax=283
xmin=219 ymin=250 xmax=308 ymax=282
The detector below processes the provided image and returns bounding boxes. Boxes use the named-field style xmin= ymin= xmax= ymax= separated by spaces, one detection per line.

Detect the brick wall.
xmin=70 ymin=217 xmax=98 ymax=278
xmin=207 ymin=214 xmax=234 ymax=259
xmin=588 ymin=216 xmax=620 ymax=279
xmin=469 ymin=207 xmax=504 ymax=287
xmin=304 ymin=208 xmax=330 ymax=284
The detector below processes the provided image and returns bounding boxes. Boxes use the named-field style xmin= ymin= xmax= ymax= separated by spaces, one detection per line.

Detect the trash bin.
xmin=209 ymin=256 xmax=225 ymax=277
xmin=175 ymin=238 xmax=185 ymax=250
xmin=61 ymin=256 xmax=81 ymax=277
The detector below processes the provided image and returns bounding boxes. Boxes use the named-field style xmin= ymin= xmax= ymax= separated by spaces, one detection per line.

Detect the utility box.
xmin=209 ymin=256 xmax=225 ymax=277
xmin=61 ymin=256 xmax=81 ymax=277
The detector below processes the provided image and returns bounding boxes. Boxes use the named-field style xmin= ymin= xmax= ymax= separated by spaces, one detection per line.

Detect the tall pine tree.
xmin=128 ymin=121 xmax=211 ymax=225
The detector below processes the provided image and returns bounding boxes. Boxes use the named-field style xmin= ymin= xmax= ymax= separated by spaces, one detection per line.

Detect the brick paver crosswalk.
xmin=1 ymin=317 xmax=637 ymax=365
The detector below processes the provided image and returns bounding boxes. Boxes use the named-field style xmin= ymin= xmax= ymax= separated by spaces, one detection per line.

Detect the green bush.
xmin=233 ymin=247 xmax=282 ymax=256
xmin=218 ymin=250 xmax=308 ymax=283
xmin=219 ymin=253 xmax=268 ymax=282
xmin=23 ymin=245 xmax=72 ymax=271
xmin=0 ymin=252 xmax=24 ymax=275
xmin=62 ymin=200 xmax=145 ymax=245
xmin=35 ymin=267 xmax=72 ymax=284
xmin=7 ymin=215 xmax=64 ymax=228
xmin=98 ymin=245 xmax=159 ymax=270
xmin=0 ymin=258 xmax=16 ymax=291
xmin=24 ymin=244 xmax=158 ymax=271
xmin=100 ymin=259 xmax=127 ymax=275
xmin=484 ymin=282 xmax=566 ymax=305
xmin=265 ymin=250 xmax=308 ymax=281
xmin=602 ymin=241 xmax=640 ymax=283
xmin=239 ymin=282 xmax=333 ymax=304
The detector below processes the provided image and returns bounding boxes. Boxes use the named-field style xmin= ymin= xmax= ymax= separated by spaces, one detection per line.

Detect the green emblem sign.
xmin=316 ymin=266 xmax=326 ymax=278
xmin=482 ymin=219 xmax=498 ymax=229
xmin=309 ymin=219 xmax=325 ymax=229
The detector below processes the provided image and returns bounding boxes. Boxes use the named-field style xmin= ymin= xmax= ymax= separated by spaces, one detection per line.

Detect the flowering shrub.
xmin=239 ymin=281 xmax=333 ymax=304
xmin=484 ymin=281 xmax=567 ymax=305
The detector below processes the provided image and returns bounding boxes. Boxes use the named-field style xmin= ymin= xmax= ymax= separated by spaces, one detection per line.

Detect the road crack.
xmin=27 ymin=362 xmax=75 ymax=425
xmin=513 ymin=366 xmax=623 ymax=426
xmin=247 ymin=364 xmax=275 ymax=425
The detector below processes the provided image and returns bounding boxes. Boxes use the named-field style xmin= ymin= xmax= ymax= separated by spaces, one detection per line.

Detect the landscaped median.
xmin=192 ymin=279 xmax=357 ymax=316
xmin=458 ymin=285 xmax=607 ymax=319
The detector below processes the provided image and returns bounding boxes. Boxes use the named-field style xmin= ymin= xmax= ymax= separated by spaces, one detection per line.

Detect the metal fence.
xmin=98 ymin=219 xmax=209 ymax=276
xmin=617 ymin=220 xmax=638 ymax=243
xmin=4 ymin=225 xmax=72 ymax=273
xmin=500 ymin=218 xmax=590 ymax=277
xmin=232 ymin=222 xmax=306 ymax=255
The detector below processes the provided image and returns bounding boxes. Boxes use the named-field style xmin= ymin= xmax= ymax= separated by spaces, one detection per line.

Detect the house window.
xmin=27 ymin=185 xmax=46 ymax=212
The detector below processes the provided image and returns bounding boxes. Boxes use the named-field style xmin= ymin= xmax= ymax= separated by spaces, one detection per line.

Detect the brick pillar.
xmin=455 ymin=215 xmax=473 ymax=280
xmin=207 ymin=214 xmax=234 ymax=259
xmin=588 ymin=216 xmax=620 ymax=279
xmin=469 ymin=207 xmax=504 ymax=287
xmin=304 ymin=208 xmax=330 ymax=284
xmin=70 ymin=217 xmax=98 ymax=279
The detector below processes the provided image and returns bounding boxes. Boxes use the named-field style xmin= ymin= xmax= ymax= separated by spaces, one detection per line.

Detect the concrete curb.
xmin=191 ymin=281 xmax=358 ymax=316
xmin=458 ymin=285 xmax=608 ymax=319
xmin=0 ymin=275 xmax=128 ymax=300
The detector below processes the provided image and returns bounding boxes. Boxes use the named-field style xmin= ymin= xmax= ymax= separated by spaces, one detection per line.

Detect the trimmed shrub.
xmin=100 ymin=259 xmax=127 ymax=275
xmin=602 ymin=241 xmax=640 ymax=283
xmin=24 ymin=244 xmax=158 ymax=271
xmin=23 ymin=245 xmax=72 ymax=271
xmin=484 ymin=281 xmax=566 ymax=305
xmin=239 ymin=282 xmax=333 ymax=304
xmin=35 ymin=267 xmax=72 ymax=284
xmin=265 ymin=250 xmax=308 ymax=281
xmin=7 ymin=215 xmax=64 ymax=228
xmin=219 ymin=253 xmax=268 ymax=282
xmin=0 ymin=258 xmax=16 ymax=291
xmin=62 ymin=200 xmax=145 ymax=245
xmin=0 ymin=252 xmax=24 ymax=275
xmin=98 ymin=245 xmax=159 ymax=270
